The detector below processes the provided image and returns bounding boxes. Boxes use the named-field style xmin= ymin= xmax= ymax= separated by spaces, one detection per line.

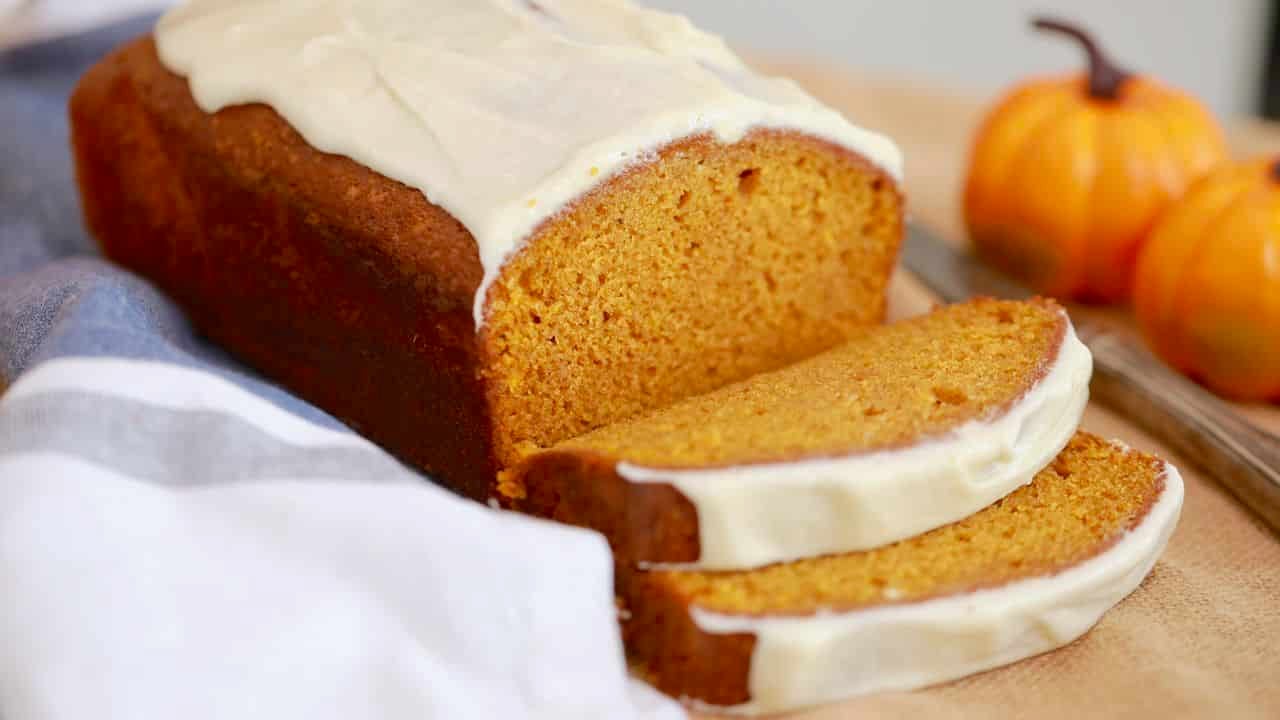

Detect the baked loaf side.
xmin=517 ymin=298 xmax=1092 ymax=569
xmin=71 ymin=38 xmax=903 ymax=498
xmin=620 ymin=432 xmax=1182 ymax=713
xmin=71 ymin=38 xmax=498 ymax=498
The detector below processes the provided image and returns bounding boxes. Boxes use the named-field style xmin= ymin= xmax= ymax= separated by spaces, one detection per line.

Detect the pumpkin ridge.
xmin=1143 ymin=90 xmax=1230 ymax=177
xmin=1137 ymin=100 xmax=1200 ymax=191
xmin=1186 ymin=185 xmax=1280 ymax=398
xmin=1135 ymin=164 xmax=1259 ymax=366
xmin=967 ymin=84 xmax=1077 ymax=227
xmin=1082 ymin=108 xmax=1129 ymax=301
xmin=1130 ymin=102 xmax=1195 ymax=196
xmin=1006 ymin=105 xmax=1098 ymax=298
xmin=1167 ymin=183 xmax=1264 ymax=373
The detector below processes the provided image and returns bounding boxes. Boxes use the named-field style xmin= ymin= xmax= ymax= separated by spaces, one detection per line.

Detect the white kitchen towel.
xmin=0 ymin=358 xmax=684 ymax=720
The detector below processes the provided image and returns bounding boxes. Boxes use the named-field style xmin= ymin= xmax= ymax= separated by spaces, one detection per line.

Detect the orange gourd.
xmin=964 ymin=18 xmax=1227 ymax=303
xmin=1134 ymin=158 xmax=1280 ymax=401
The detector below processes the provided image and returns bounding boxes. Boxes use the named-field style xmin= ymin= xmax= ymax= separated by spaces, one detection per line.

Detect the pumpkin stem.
xmin=1272 ymin=158 xmax=1280 ymax=183
xmin=1033 ymin=18 xmax=1131 ymax=101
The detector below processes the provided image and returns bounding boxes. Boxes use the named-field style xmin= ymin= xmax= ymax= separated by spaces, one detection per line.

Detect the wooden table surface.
xmin=684 ymin=60 xmax=1280 ymax=720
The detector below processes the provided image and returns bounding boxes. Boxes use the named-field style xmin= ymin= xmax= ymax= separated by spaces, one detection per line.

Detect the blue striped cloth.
xmin=0 ymin=17 xmax=682 ymax=720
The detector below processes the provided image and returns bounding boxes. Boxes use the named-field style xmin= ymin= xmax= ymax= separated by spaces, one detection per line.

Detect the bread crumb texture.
xmin=482 ymin=131 xmax=903 ymax=473
xmin=560 ymin=298 xmax=1063 ymax=468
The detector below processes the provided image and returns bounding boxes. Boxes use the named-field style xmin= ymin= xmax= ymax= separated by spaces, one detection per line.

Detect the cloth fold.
xmin=0 ymin=16 xmax=683 ymax=720
xmin=0 ymin=1 xmax=175 ymax=51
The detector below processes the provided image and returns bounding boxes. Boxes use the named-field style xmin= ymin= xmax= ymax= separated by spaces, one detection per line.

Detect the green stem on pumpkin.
xmin=1033 ymin=17 xmax=1131 ymax=101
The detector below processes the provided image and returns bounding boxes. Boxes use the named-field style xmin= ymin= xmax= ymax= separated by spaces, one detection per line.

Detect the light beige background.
xmin=648 ymin=0 xmax=1271 ymax=119
xmin=5 ymin=2 xmax=1273 ymax=118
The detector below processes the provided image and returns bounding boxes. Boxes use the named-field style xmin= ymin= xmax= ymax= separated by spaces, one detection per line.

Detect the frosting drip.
xmin=155 ymin=0 xmax=904 ymax=326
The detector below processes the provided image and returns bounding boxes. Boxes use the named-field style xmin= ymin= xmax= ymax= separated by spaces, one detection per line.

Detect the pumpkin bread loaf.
xmin=65 ymin=4 xmax=1175 ymax=717
xmin=516 ymin=298 xmax=1092 ymax=569
xmin=620 ymin=432 xmax=1183 ymax=714
xmin=71 ymin=31 xmax=902 ymax=500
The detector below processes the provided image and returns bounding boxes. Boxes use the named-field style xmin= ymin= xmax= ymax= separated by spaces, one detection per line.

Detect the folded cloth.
xmin=0 ymin=17 xmax=683 ymax=720
xmin=0 ymin=0 xmax=175 ymax=50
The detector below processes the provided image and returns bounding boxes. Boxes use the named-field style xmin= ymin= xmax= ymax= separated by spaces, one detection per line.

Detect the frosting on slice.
xmin=154 ymin=0 xmax=903 ymax=327
xmin=688 ymin=458 xmax=1183 ymax=716
xmin=622 ymin=319 xmax=1092 ymax=570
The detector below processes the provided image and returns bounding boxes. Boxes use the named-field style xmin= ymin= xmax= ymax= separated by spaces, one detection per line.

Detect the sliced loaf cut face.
xmin=620 ymin=432 xmax=1183 ymax=714
xmin=517 ymin=298 xmax=1091 ymax=570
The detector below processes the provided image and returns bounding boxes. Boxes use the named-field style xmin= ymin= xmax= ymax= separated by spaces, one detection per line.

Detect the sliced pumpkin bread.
xmin=620 ymin=432 xmax=1182 ymax=714
xmin=516 ymin=298 xmax=1091 ymax=569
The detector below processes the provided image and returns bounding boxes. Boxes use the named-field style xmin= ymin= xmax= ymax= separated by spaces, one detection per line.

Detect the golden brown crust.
xmin=72 ymin=37 xmax=501 ymax=497
xmin=521 ymin=450 xmax=703 ymax=563
xmin=618 ymin=567 xmax=756 ymax=707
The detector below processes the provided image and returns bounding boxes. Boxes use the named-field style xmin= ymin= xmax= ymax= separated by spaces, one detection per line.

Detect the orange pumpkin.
xmin=1133 ymin=158 xmax=1280 ymax=401
xmin=964 ymin=18 xmax=1227 ymax=303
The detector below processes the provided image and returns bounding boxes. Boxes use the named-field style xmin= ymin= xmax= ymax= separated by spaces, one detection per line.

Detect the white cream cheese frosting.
xmin=621 ymin=317 xmax=1093 ymax=571
xmin=691 ymin=458 xmax=1184 ymax=716
xmin=154 ymin=0 xmax=904 ymax=327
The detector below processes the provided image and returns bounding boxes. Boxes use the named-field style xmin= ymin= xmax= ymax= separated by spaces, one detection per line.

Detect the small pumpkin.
xmin=964 ymin=18 xmax=1228 ymax=303
xmin=1134 ymin=158 xmax=1280 ymax=401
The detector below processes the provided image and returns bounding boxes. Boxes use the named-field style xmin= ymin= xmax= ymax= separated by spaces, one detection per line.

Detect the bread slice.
xmin=620 ymin=432 xmax=1182 ymax=714
xmin=515 ymin=298 xmax=1091 ymax=569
